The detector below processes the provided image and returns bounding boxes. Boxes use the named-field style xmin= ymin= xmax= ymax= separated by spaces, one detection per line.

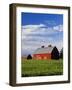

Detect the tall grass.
xmin=21 ymin=59 xmax=63 ymax=77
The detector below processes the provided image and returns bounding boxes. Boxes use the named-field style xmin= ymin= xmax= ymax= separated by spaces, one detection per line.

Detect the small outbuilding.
xmin=33 ymin=45 xmax=59 ymax=60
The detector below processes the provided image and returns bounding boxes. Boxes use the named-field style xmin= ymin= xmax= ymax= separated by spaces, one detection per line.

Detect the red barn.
xmin=33 ymin=45 xmax=59 ymax=60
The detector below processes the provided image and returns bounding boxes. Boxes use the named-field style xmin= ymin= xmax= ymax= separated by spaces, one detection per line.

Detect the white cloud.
xmin=21 ymin=24 xmax=46 ymax=39
xmin=22 ymin=24 xmax=45 ymax=28
xmin=21 ymin=24 xmax=60 ymax=40
xmin=21 ymin=24 xmax=63 ymax=55
xmin=53 ymin=25 xmax=63 ymax=32
xmin=22 ymin=23 xmax=45 ymax=33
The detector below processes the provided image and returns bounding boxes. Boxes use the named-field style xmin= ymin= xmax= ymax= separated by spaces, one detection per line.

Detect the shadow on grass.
xmin=22 ymin=72 xmax=63 ymax=77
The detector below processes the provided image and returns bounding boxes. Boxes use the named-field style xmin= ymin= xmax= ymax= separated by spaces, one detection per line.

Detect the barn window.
xmin=44 ymin=57 xmax=47 ymax=59
xmin=38 ymin=56 xmax=41 ymax=59
xmin=36 ymin=55 xmax=41 ymax=60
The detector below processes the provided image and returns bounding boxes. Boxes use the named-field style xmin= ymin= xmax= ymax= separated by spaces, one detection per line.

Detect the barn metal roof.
xmin=33 ymin=46 xmax=54 ymax=54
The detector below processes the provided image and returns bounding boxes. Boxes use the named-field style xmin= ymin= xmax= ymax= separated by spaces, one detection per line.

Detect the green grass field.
xmin=21 ymin=59 xmax=63 ymax=77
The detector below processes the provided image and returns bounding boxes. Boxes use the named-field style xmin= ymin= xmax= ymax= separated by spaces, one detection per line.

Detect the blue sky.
xmin=22 ymin=13 xmax=63 ymax=26
xmin=21 ymin=12 xmax=63 ymax=56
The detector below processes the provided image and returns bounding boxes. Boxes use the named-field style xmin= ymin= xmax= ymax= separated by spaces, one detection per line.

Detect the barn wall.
xmin=33 ymin=53 xmax=51 ymax=60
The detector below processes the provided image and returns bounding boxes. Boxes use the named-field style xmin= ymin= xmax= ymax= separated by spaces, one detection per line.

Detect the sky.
xmin=21 ymin=12 xmax=63 ymax=56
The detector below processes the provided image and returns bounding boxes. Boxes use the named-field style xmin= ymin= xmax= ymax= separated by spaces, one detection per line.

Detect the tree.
xmin=41 ymin=46 xmax=44 ymax=48
xmin=60 ymin=48 xmax=63 ymax=59
xmin=27 ymin=54 xmax=32 ymax=60
xmin=51 ymin=46 xmax=59 ymax=60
